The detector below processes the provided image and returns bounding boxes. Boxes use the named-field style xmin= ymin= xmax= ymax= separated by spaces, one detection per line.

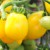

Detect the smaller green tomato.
xmin=40 ymin=16 xmax=50 ymax=30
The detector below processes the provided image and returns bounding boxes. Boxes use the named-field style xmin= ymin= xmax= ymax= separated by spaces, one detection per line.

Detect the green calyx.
xmin=0 ymin=1 xmax=27 ymax=20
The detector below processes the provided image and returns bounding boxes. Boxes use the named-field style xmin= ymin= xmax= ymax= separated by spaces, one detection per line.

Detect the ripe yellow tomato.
xmin=45 ymin=1 xmax=50 ymax=14
xmin=1 ymin=0 xmax=12 ymax=12
xmin=5 ymin=13 xmax=28 ymax=44
xmin=26 ymin=11 xmax=46 ymax=40
xmin=0 ymin=19 xmax=14 ymax=44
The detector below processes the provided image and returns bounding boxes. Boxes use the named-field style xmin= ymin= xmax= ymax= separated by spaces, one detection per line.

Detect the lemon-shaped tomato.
xmin=1 ymin=0 xmax=12 ymax=12
xmin=40 ymin=16 xmax=50 ymax=30
xmin=5 ymin=12 xmax=28 ymax=44
xmin=45 ymin=1 xmax=50 ymax=14
xmin=26 ymin=11 xmax=46 ymax=40
xmin=0 ymin=19 xmax=14 ymax=44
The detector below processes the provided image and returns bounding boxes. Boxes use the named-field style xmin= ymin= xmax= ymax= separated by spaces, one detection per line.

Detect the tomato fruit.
xmin=0 ymin=19 xmax=14 ymax=44
xmin=40 ymin=16 xmax=50 ymax=30
xmin=5 ymin=12 xmax=28 ymax=44
xmin=26 ymin=11 xmax=46 ymax=40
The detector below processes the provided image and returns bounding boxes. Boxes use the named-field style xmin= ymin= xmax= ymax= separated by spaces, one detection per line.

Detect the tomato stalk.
xmin=42 ymin=0 xmax=50 ymax=15
xmin=42 ymin=0 xmax=46 ymax=13
xmin=0 ymin=0 xmax=39 ymax=19
xmin=0 ymin=1 xmax=27 ymax=20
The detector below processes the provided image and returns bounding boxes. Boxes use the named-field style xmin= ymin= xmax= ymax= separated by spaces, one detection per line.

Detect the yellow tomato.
xmin=0 ymin=19 xmax=14 ymax=44
xmin=5 ymin=13 xmax=28 ymax=44
xmin=26 ymin=11 xmax=46 ymax=40
xmin=1 ymin=0 xmax=12 ymax=12
xmin=45 ymin=2 xmax=50 ymax=14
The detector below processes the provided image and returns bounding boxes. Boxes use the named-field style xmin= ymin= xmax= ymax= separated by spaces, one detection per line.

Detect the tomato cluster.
xmin=0 ymin=0 xmax=50 ymax=50
xmin=0 ymin=0 xmax=47 ymax=44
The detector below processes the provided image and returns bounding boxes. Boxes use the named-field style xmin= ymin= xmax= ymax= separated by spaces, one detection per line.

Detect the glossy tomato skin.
xmin=40 ymin=16 xmax=50 ymax=30
xmin=5 ymin=13 xmax=28 ymax=44
xmin=0 ymin=20 xmax=14 ymax=44
xmin=26 ymin=11 xmax=46 ymax=40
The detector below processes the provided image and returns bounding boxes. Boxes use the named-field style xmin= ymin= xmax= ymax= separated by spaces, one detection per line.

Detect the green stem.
xmin=1 ymin=1 xmax=27 ymax=19
xmin=1 ymin=8 xmax=6 ymax=20
xmin=45 ymin=31 xmax=48 ymax=46
xmin=46 ymin=31 xmax=50 ymax=46
xmin=2 ymin=1 xmax=27 ymax=9
xmin=42 ymin=0 xmax=46 ymax=12
xmin=42 ymin=0 xmax=50 ymax=16
xmin=42 ymin=0 xmax=47 ymax=16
